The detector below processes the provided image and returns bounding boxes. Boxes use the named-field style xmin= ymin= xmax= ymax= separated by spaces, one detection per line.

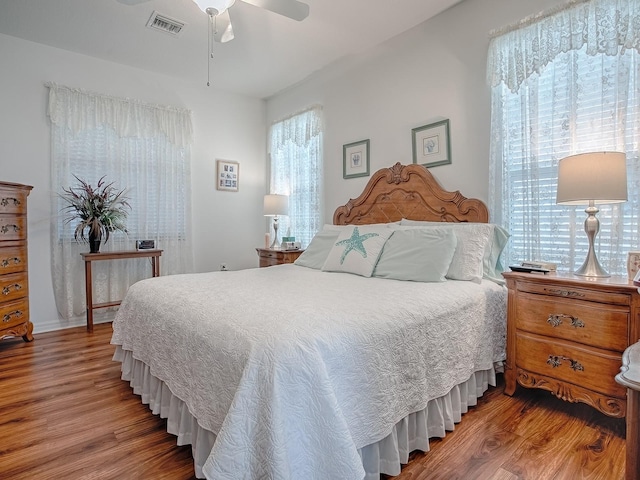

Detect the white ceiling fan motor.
xmin=193 ymin=0 xmax=237 ymax=17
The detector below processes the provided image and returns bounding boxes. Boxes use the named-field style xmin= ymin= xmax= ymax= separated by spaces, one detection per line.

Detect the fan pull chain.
xmin=207 ymin=14 xmax=215 ymax=86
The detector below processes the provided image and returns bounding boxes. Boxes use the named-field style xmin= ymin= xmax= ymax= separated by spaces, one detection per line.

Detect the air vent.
xmin=146 ymin=11 xmax=186 ymax=36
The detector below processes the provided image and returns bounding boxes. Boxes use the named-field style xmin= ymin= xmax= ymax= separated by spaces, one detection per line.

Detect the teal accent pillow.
xmin=321 ymin=225 xmax=393 ymax=277
xmin=373 ymin=228 xmax=457 ymax=282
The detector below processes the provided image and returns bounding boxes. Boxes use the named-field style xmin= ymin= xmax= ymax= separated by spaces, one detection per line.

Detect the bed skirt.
xmin=113 ymin=346 xmax=500 ymax=479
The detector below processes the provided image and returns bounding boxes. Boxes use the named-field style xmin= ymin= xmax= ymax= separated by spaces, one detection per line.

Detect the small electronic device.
xmin=509 ymin=264 xmax=550 ymax=274
xmin=281 ymin=241 xmax=301 ymax=250
xmin=520 ymin=260 xmax=557 ymax=271
xmin=136 ymin=240 xmax=155 ymax=250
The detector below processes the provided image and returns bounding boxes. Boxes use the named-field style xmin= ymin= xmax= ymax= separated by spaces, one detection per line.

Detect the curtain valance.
xmin=46 ymin=83 xmax=193 ymax=147
xmin=487 ymin=0 xmax=640 ymax=93
xmin=269 ymin=105 xmax=323 ymax=150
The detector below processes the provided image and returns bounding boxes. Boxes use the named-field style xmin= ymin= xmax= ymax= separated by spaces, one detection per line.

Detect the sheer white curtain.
xmin=487 ymin=0 xmax=640 ymax=274
xmin=269 ymin=105 xmax=323 ymax=247
xmin=48 ymin=83 xmax=194 ymax=319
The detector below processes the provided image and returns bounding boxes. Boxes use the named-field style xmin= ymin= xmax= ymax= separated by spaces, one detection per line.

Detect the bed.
xmin=111 ymin=162 xmax=508 ymax=479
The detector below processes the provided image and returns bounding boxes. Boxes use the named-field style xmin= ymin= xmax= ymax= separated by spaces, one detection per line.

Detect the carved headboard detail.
xmin=333 ymin=163 xmax=488 ymax=225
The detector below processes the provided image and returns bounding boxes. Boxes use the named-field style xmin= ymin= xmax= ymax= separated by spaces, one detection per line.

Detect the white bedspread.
xmin=111 ymin=264 xmax=506 ymax=479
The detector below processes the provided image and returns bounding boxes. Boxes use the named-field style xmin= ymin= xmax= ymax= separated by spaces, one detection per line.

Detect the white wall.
xmin=266 ymin=0 xmax=565 ymax=223
xmin=0 ymin=33 xmax=267 ymax=333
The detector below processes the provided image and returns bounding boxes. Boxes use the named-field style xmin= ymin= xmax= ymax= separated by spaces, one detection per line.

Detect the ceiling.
xmin=0 ymin=0 xmax=463 ymax=99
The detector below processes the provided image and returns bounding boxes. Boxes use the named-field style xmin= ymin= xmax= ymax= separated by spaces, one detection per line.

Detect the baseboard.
xmin=32 ymin=311 xmax=117 ymax=335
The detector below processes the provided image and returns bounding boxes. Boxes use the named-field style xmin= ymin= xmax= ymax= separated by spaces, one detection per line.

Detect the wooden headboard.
xmin=333 ymin=163 xmax=488 ymax=225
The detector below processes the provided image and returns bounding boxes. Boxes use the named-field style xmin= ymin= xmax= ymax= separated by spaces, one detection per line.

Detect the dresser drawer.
xmin=0 ymin=246 xmax=27 ymax=274
xmin=0 ymin=298 xmax=29 ymax=330
xmin=516 ymin=292 xmax=628 ymax=351
xmin=516 ymin=332 xmax=625 ymax=399
xmin=0 ymin=216 xmax=27 ymax=241
xmin=0 ymin=271 xmax=28 ymax=302
xmin=517 ymin=280 xmax=630 ymax=306
xmin=0 ymin=188 xmax=28 ymax=215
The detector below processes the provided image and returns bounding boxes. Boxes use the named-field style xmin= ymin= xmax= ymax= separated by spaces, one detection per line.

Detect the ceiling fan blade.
xmin=213 ymin=10 xmax=235 ymax=43
xmin=116 ymin=0 xmax=152 ymax=5
xmin=241 ymin=0 xmax=309 ymax=21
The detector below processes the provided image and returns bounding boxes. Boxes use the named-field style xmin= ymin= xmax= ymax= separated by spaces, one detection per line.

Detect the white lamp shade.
xmin=556 ymin=151 xmax=628 ymax=205
xmin=193 ymin=0 xmax=236 ymax=15
xmin=263 ymin=194 xmax=289 ymax=216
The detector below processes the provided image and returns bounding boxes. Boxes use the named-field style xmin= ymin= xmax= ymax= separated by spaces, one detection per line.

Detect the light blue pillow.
xmin=294 ymin=227 xmax=341 ymax=269
xmin=399 ymin=219 xmax=510 ymax=284
xmin=322 ymin=225 xmax=393 ymax=277
xmin=373 ymin=229 xmax=457 ymax=282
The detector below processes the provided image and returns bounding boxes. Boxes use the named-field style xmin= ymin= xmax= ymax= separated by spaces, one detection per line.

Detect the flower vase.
xmin=88 ymin=231 xmax=101 ymax=253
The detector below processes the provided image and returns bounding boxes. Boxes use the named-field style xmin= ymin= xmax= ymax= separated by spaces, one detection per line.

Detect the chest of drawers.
xmin=0 ymin=181 xmax=33 ymax=342
xmin=503 ymin=271 xmax=640 ymax=418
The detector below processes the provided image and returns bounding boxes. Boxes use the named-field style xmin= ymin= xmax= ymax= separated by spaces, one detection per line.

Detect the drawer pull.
xmin=547 ymin=355 xmax=584 ymax=371
xmin=1 ymin=257 xmax=21 ymax=268
xmin=547 ymin=314 xmax=585 ymax=328
xmin=545 ymin=288 xmax=585 ymax=298
xmin=2 ymin=283 xmax=22 ymax=295
xmin=0 ymin=197 xmax=21 ymax=207
xmin=1 ymin=224 xmax=20 ymax=234
xmin=3 ymin=310 xmax=23 ymax=322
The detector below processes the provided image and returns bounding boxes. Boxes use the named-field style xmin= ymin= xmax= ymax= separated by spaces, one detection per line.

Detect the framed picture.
xmin=411 ymin=119 xmax=451 ymax=168
xmin=343 ymin=139 xmax=370 ymax=179
xmin=216 ymin=159 xmax=239 ymax=192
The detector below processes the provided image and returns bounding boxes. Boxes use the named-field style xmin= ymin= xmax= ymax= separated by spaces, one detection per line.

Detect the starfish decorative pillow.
xmin=322 ymin=225 xmax=393 ymax=277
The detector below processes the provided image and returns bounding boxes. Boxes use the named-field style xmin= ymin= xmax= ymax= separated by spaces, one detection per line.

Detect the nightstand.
xmin=503 ymin=271 xmax=640 ymax=418
xmin=255 ymin=248 xmax=304 ymax=267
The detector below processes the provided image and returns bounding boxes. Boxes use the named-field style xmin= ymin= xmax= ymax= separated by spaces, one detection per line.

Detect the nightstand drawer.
xmin=517 ymin=280 xmax=630 ymax=306
xmin=0 ymin=272 xmax=28 ymax=302
xmin=516 ymin=332 xmax=625 ymax=399
xmin=0 ymin=298 xmax=29 ymax=330
xmin=516 ymin=292 xmax=628 ymax=351
xmin=256 ymin=248 xmax=304 ymax=267
xmin=259 ymin=250 xmax=279 ymax=259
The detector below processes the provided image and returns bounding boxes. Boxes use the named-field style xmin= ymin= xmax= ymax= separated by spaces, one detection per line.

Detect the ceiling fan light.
xmin=193 ymin=0 xmax=236 ymax=16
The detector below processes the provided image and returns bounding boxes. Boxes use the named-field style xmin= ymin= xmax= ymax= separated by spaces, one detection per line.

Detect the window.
xmin=269 ymin=106 xmax=323 ymax=247
xmin=48 ymin=84 xmax=194 ymax=318
xmin=488 ymin=0 xmax=640 ymax=275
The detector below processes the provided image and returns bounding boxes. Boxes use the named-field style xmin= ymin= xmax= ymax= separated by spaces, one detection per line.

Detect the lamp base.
xmin=574 ymin=253 xmax=610 ymax=277
xmin=269 ymin=216 xmax=281 ymax=250
xmin=574 ymin=203 xmax=610 ymax=278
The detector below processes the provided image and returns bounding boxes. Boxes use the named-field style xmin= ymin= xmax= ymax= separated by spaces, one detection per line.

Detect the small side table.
xmin=616 ymin=341 xmax=640 ymax=480
xmin=80 ymin=249 xmax=162 ymax=332
xmin=255 ymin=248 xmax=304 ymax=267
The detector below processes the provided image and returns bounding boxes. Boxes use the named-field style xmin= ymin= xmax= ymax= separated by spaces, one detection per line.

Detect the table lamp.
xmin=556 ymin=151 xmax=628 ymax=277
xmin=263 ymin=194 xmax=289 ymax=249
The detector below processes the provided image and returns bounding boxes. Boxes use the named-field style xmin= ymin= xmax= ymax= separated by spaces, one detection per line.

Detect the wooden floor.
xmin=0 ymin=323 xmax=626 ymax=480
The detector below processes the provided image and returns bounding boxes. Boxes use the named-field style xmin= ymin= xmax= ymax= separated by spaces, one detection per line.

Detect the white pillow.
xmin=399 ymin=219 xmax=509 ymax=284
xmin=373 ymin=228 xmax=457 ymax=282
xmin=322 ymin=225 xmax=393 ymax=277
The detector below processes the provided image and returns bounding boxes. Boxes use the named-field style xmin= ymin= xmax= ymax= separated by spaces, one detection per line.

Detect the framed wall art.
xmin=216 ymin=159 xmax=239 ymax=192
xmin=343 ymin=139 xmax=370 ymax=179
xmin=411 ymin=119 xmax=451 ymax=168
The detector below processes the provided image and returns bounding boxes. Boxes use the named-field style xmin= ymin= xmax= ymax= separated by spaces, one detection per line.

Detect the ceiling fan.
xmin=118 ymin=0 xmax=309 ymax=43
xmin=193 ymin=0 xmax=310 ymax=43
